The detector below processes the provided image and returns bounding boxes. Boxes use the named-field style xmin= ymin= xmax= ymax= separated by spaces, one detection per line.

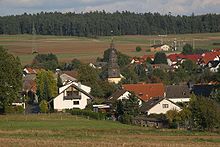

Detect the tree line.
xmin=0 ymin=11 xmax=220 ymax=36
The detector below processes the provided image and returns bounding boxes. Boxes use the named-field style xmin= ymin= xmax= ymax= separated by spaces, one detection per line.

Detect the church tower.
xmin=107 ymin=39 xmax=121 ymax=84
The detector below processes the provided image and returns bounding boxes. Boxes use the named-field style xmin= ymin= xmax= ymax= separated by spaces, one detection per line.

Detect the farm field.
xmin=0 ymin=32 xmax=220 ymax=65
xmin=0 ymin=114 xmax=220 ymax=147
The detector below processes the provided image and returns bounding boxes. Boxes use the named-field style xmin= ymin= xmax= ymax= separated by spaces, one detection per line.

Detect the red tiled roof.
xmin=201 ymin=52 xmax=220 ymax=64
xmin=122 ymin=83 xmax=165 ymax=101
xmin=212 ymin=48 xmax=220 ymax=52
xmin=167 ymin=53 xmax=202 ymax=63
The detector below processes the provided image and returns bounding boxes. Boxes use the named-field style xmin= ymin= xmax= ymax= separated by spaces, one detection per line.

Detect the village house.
xmin=23 ymin=67 xmax=38 ymax=76
xmin=131 ymin=54 xmax=154 ymax=64
xmin=207 ymin=60 xmax=220 ymax=72
xmin=53 ymin=82 xmax=94 ymax=111
xmin=122 ymin=83 xmax=165 ymax=102
xmin=107 ymin=89 xmax=142 ymax=106
xmin=150 ymin=44 xmax=170 ymax=52
xmin=165 ymin=85 xmax=191 ymax=103
xmin=140 ymin=97 xmax=182 ymax=115
xmin=59 ymin=73 xmax=77 ymax=85
xmin=200 ymin=51 xmax=220 ymax=66
xmin=167 ymin=53 xmax=202 ymax=68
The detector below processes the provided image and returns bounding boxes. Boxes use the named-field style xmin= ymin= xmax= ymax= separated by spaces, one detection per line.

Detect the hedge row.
xmin=5 ymin=106 xmax=24 ymax=114
xmin=70 ymin=109 xmax=106 ymax=120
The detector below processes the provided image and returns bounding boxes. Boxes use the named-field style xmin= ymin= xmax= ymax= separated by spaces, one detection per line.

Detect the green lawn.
xmin=0 ymin=114 xmax=220 ymax=146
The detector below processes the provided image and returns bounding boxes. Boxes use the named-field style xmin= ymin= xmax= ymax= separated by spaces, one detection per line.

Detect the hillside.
xmin=0 ymin=114 xmax=219 ymax=147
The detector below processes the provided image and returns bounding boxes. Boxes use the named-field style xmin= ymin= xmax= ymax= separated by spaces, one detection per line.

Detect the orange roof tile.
xmin=201 ymin=52 xmax=220 ymax=64
xmin=122 ymin=83 xmax=165 ymax=101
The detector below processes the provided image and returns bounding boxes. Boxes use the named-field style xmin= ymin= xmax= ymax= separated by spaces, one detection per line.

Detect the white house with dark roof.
xmin=53 ymin=82 xmax=93 ymax=111
xmin=141 ymin=98 xmax=182 ymax=115
xmin=108 ymin=89 xmax=142 ymax=106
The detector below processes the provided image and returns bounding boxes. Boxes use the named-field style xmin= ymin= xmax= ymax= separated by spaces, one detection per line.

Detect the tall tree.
xmin=0 ymin=46 xmax=22 ymax=112
xmin=182 ymin=44 xmax=193 ymax=55
xmin=36 ymin=70 xmax=57 ymax=102
xmin=154 ymin=52 xmax=168 ymax=64
xmin=32 ymin=53 xmax=59 ymax=70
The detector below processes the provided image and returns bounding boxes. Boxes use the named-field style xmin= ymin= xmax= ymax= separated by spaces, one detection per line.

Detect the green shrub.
xmin=5 ymin=106 xmax=24 ymax=114
xmin=119 ymin=114 xmax=133 ymax=124
xmin=136 ymin=46 xmax=142 ymax=52
xmin=39 ymin=100 xmax=49 ymax=113
xmin=70 ymin=109 xmax=106 ymax=120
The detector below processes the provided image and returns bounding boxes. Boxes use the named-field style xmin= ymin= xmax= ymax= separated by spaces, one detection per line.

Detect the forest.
xmin=0 ymin=11 xmax=220 ymax=36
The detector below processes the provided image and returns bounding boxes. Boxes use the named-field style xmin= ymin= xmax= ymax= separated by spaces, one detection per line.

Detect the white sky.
xmin=0 ymin=0 xmax=219 ymax=16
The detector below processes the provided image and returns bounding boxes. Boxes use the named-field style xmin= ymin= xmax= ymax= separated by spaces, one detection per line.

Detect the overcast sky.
xmin=0 ymin=0 xmax=219 ymax=16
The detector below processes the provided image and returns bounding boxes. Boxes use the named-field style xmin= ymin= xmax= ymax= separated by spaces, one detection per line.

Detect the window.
xmin=67 ymin=91 xmax=79 ymax=96
xmin=73 ymin=101 xmax=79 ymax=105
xmin=162 ymin=104 xmax=169 ymax=108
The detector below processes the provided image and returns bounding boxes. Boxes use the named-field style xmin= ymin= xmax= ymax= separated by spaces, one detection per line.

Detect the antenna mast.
xmin=32 ymin=22 xmax=38 ymax=54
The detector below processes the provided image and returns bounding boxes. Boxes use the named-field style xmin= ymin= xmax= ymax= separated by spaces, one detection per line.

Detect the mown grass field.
xmin=0 ymin=114 xmax=220 ymax=147
xmin=0 ymin=33 xmax=220 ymax=65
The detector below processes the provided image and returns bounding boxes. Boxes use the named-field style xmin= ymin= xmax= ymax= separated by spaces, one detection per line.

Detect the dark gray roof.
xmin=107 ymin=89 xmax=128 ymax=100
xmin=165 ymin=85 xmax=190 ymax=98
xmin=192 ymin=84 xmax=220 ymax=97
xmin=94 ymin=62 xmax=107 ymax=68
xmin=140 ymin=97 xmax=164 ymax=113
xmin=108 ymin=48 xmax=120 ymax=78
xmin=207 ymin=61 xmax=220 ymax=68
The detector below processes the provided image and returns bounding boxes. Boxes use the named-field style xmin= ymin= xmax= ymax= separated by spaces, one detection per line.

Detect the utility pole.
xmin=32 ymin=22 xmax=38 ymax=54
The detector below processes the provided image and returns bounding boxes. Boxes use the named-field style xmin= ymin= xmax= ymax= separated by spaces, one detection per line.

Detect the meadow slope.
xmin=0 ymin=114 xmax=220 ymax=147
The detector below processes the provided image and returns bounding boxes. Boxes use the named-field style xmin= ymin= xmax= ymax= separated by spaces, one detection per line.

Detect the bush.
xmin=39 ymin=100 xmax=49 ymax=113
xmin=5 ymin=106 xmax=24 ymax=114
xmin=136 ymin=46 xmax=142 ymax=52
xmin=119 ymin=114 xmax=133 ymax=124
xmin=70 ymin=109 xmax=106 ymax=120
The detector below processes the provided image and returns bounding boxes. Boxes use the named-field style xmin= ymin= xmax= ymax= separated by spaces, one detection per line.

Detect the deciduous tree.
xmin=0 ymin=46 xmax=22 ymax=113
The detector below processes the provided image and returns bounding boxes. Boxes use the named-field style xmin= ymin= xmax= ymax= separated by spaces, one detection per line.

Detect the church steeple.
xmin=107 ymin=38 xmax=120 ymax=79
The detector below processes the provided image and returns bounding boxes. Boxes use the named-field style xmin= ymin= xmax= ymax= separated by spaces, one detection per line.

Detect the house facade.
xmin=141 ymin=98 xmax=182 ymax=115
xmin=53 ymin=82 xmax=93 ymax=111
xmin=108 ymin=89 xmax=142 ymax=106
xmin=150 ymin=44 xmax=170 ymax=52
